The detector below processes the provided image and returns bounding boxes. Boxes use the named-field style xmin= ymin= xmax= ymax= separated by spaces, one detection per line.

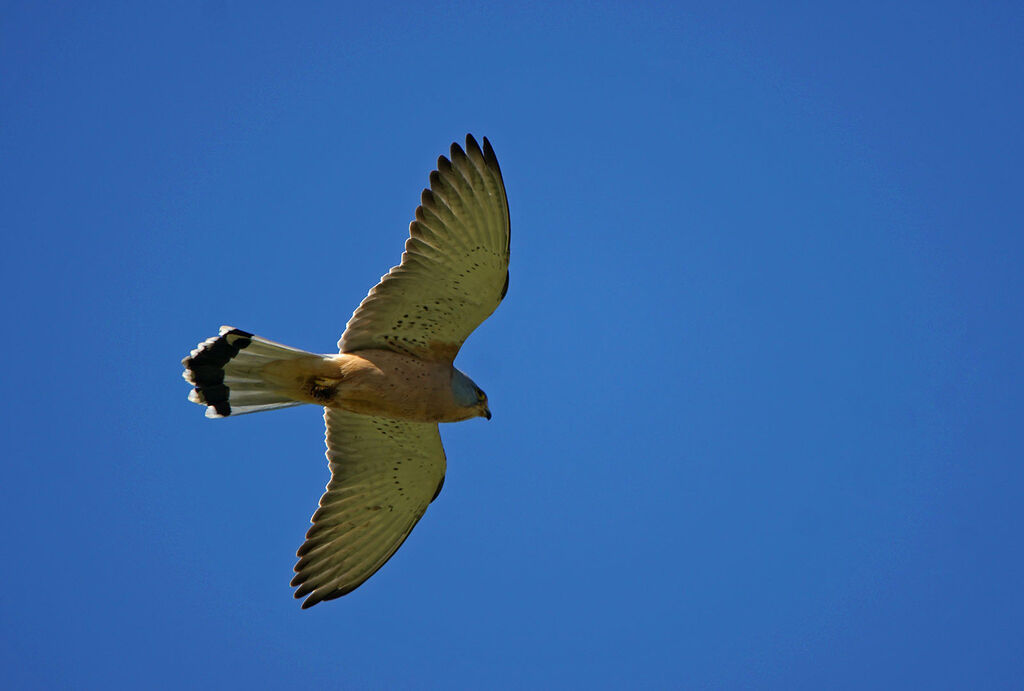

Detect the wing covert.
xmin=339 ymin=135 xmax=510 ymax=362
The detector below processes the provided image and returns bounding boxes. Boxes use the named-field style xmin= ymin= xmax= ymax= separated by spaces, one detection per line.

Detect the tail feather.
xmin=182 ymin=326 xmax=315 ymax=418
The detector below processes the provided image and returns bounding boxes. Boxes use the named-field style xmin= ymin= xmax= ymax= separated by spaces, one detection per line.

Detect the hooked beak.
xmin=483 ymin=407 xmax=492 ymax=421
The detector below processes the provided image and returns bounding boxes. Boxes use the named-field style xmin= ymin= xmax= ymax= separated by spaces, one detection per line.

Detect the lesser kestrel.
xmin=182 ymin=135 xmax=509 ymax=607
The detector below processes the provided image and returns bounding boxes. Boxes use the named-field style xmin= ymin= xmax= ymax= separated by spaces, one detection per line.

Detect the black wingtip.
xmin=298 ymin=587 xmax=349 ymax=608
xmin=460 ymin=134 xmax=502 ymax=179
xmin=481 ymin=136 xmax=496 ymax=163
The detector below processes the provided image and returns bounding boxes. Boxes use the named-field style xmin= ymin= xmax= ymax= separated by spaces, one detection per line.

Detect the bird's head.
xmin=452 ymin=369 xmax=491 ymax=420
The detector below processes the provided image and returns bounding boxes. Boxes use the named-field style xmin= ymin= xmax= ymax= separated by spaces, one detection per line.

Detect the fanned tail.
xmin=182 ymin=326 xmax=315 ymax=418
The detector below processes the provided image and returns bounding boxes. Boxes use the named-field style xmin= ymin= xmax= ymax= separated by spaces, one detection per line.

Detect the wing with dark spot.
xmin=339 ymin=135 xmax=510 ymax=362
xmin=291 ymin=408 xmax=446 ymax=608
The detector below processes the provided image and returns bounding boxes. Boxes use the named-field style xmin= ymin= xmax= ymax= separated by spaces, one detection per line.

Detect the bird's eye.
xmin=477 ymin=390 xmax=486 ymax=401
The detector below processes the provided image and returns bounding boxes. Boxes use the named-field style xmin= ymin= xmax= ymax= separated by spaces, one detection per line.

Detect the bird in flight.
xmin=182 ymin=135 xmax=509 ymax=608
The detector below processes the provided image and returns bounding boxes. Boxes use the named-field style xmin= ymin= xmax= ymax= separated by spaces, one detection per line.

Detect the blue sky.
xmin=2 ymin=1 xmax=1022 ymax=688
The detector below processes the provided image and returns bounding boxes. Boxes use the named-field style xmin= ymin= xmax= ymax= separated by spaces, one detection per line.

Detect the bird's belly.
xmin=318 ymin=350 xmax=465 ymax=423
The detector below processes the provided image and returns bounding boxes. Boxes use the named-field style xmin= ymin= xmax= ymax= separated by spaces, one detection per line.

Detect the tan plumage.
xmin=181 ymin=135 xmax=509 ymax=607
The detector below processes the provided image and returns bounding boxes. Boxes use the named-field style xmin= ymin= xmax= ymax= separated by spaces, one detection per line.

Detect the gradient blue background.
xmin=2 ymin=2 xmax=1022 ymax=688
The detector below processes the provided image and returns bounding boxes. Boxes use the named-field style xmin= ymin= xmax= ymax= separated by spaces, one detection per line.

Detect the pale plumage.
xmin=181 ymin=135 xmax=509 ymax=607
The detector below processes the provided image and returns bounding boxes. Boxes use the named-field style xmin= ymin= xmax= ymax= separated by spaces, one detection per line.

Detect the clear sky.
xmin=2 ymin=2 xmax=1022 ymax=688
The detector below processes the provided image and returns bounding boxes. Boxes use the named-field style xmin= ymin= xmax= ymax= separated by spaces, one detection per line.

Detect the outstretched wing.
xmin=339 ymin=134 xmax=510 ymax=363
xmin=291 ymin=408 xmax=446 ymax=608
